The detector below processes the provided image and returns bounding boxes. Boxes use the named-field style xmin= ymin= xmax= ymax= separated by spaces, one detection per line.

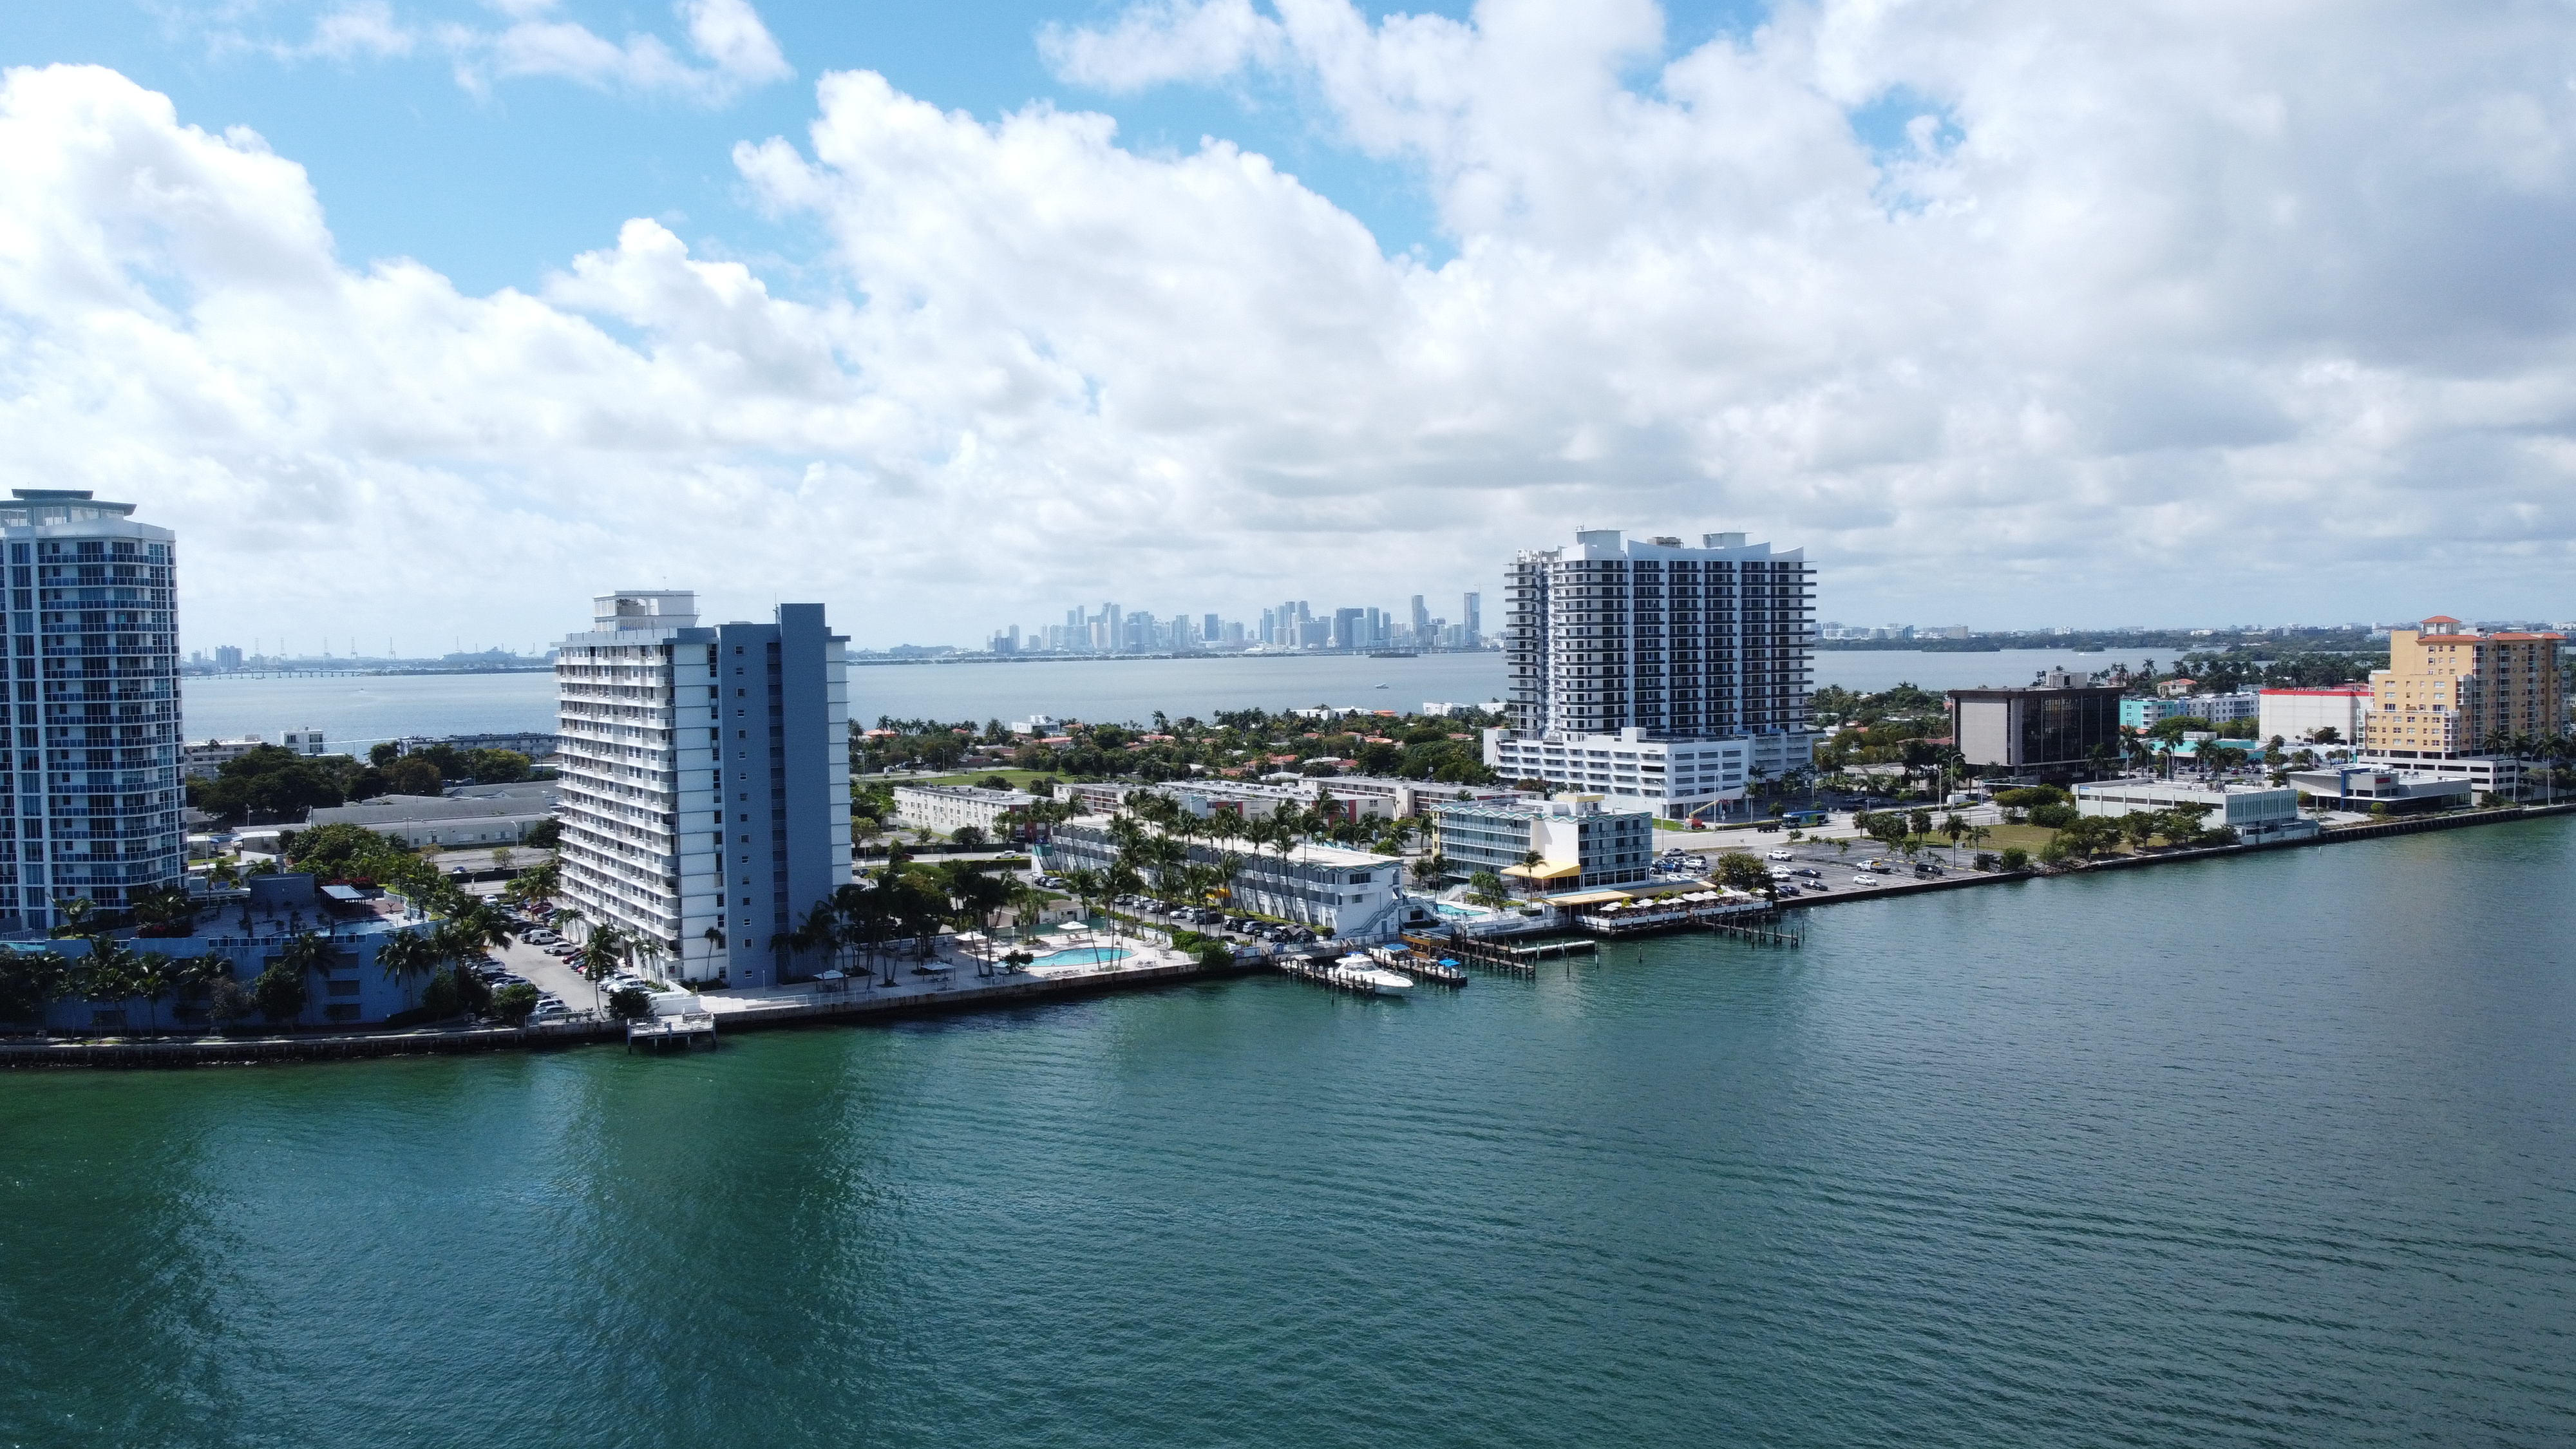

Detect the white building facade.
xmin=0 ymin=489 xmax=185 ymax=934
xmin=1485 ymin=529 xmax=1812 ymax=819
xmin=893 ymin=783 xmax=1037 ymax=837
xmin=2257 ymin=687 xmax=2371 ymax=745
xmin=1432 ymin=793 xmax=1655 ymax=891
xmin=2072 ymin=780 xmax=2315 ymax=842
xmin=182 ymin=735 xmax=265 ymax=781
xmin=1040 ymin=821 xmax=1404 ymax=937
xmin=556 ymin=592 xmax=849 ymax=987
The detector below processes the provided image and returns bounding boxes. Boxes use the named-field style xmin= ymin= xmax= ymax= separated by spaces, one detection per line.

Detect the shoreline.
xmin=1765 ymin=800 xmax=2576 ymax=913
xmin=0 ymin=954 xmax=1269 ymax=1069
xmin=13 ymin=804 xmax=2566 ymax=1069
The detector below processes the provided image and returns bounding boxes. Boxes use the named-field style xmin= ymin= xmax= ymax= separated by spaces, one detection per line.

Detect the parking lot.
xmin=1719 ymin=840 xmax=1978 ymax=900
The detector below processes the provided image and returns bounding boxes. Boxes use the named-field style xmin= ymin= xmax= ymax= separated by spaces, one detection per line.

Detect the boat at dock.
xmin=1275 ymin=952 xmax=1414 ymax=995
xmin=1334 ymin=954 xmax=1416 ymax=993
xmin=1372 ymin=944 xmax=1465 ymax=987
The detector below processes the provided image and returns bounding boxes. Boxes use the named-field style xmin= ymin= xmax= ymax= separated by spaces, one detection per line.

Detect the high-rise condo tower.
xmin=555 ymin=592 xmax=849 ymax=987
xmin=1486 ymin=529 xmax=1814 ymax=819
xmin=0 ymin=490 xmax=184 ymax=933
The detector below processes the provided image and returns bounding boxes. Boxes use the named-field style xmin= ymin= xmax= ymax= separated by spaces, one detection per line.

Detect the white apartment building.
xmin=556 ymin=592 xmax=849 ymax=987
xmin=182 ymin=735 xmax=265 ymax=781
xmin=893 ymin=783 xmax=1037 ymax=837
xmin=1486 ymin=529 xmax=1813 ymax=819
xmin=1432 ymin=793 xmax=1655 ymax=891
xmin=0 ymin=489 xmax=185 ymax=933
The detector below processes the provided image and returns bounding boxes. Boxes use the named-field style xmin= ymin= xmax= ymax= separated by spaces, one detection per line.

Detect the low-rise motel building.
xmin=2357 ymin=616 xmax=2564 ymax=796
xmin=1039 ymin=820 xmax=1405 ymax=937
xmin=2072 ymin=780 xmax=2316 ymax=843
xmin=13 ymin=873 xmax=431 ymax=1032
xmin=891 ymin=783 xmax=1039 ymax=838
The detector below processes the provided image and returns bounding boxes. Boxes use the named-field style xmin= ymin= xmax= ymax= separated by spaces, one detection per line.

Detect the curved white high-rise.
xmin=0 ymin=489 xmax=184 ymax=933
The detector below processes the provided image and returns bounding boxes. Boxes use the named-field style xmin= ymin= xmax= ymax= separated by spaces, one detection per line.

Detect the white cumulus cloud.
xmin=5 ymin=0 xmax=2576 ymax=656
xmin=446 ymin=0 xmax=791 ymax=103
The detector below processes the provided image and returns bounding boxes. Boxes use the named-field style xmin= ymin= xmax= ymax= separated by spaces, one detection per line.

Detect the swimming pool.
xmin=1031 ymin=946 xmax=1133 ymax=968
xmin=1429 ymin=902 xmax=1491 ymax=918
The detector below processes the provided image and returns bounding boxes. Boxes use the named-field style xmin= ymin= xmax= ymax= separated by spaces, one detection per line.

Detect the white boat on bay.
xmin=1332 ymin=952 xmax=1414 ymax=994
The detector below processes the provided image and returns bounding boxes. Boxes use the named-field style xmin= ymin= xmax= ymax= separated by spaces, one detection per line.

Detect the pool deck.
xmin=664 ymin=925 xmax=1201 ymax=1030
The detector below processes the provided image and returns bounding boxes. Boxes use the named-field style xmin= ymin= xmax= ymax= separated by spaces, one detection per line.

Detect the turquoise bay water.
xmin=5 ymin=821 xmax=2573 ymax=1446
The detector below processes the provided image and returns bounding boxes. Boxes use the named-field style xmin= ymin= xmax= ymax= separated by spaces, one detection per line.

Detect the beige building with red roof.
xmin=2358 ymin=616 xmax=2563 ymax=795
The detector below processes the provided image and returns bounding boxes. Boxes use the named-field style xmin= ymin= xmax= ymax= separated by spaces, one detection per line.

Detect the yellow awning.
xmin=1502 ymin=861 xmax=1582 ymax=881
xmin=1550 ymin=889 xmax=1633 ymax=906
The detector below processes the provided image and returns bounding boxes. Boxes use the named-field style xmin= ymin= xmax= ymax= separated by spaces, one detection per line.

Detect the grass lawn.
xmin=914 ymin=769 xmax=1059 ymax=790
xmin=1973 ymin=822 xmax=2061 ymax=855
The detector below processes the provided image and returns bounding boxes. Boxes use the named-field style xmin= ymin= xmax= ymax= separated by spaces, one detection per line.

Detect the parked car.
xmin=1794 ymin=867 xmax=1821 ymax=878
xmin=1852 ymin=873 xmax=1880 ymax=886
xmin=1766 ymin=849 xmax=1793 ymax=862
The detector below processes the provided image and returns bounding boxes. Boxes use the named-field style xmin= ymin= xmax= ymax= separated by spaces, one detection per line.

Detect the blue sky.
xmin=0 ymin=0 xmax=1776 ymax=295
xmin=2 ymin=0 xmax=2569 ymax=649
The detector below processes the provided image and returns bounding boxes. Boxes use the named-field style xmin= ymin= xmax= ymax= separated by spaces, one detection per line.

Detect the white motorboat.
xmin=1331 ymin=952 xmax=1414 ymax=994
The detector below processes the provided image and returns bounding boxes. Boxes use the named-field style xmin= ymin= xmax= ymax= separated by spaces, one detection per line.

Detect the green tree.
xmin=491 ymin=982 xmax=540 ymax=1025
xmin=129 ymin=951 xmax=181 ymax=1032
xmin=375 ymin=929 xmax=439 ymax=1003
xmin=189 ymin=744 xmax=348 ymax=823
xmin=1466 ymin=870 xmax=1513 ymax=909
xmin=253 ymin=960 xmax=309 ymax=1023
xmin=420 ymin=969 xmax=462 ymax=1018
xmin=1714 ymin=853 xmax=1772 ymax=896
xmin=574 ymin=924 xmax=632 ymax=1010
xmin=0 ymin=948 xmax=70 ymax=1025
xmin=606 ymin=986 xmax=652 ymax=1021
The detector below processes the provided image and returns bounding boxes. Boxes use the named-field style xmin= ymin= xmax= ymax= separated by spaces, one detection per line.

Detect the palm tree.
xmin=1060 ymin=867 xmax=1106 ymax=931
xmin=629 ymin=934 xmax=670 ymax=987
xmin=573 ymin=923 xmax=630 ymax=1012
xmin=129 ymin=951 xmax=180 ymax=1032
xmin=1515 ymin=848 xmax=1546 ymax=896
xmin=49 ymin=895 xmax=97 ymax=940
xmin=278 ymin=929 xmax=341 ymax=985
xmin=1003 ymin=878 xmax=1050 ymax=940
xmin=130 ymin=884 xmax=194 ymax=936
xmin=375 ymin=929 xmax=440 ymax=1003
xmin=72 ymin=939 xmax=139 ymax=1027
xmin=779 ymin=901 xmax=838 ymax=980
xmin=177 ymin=951 xmax=232 ymax=1028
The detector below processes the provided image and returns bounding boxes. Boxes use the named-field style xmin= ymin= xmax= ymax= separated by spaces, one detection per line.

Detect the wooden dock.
xmin=1705 ymin=911 xmax=1804 ymax=948
xmin=625 ymin=1010 xmax=717 ymax=1052
xmin=1401 ymin=931 xmax=1594 ymax=975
